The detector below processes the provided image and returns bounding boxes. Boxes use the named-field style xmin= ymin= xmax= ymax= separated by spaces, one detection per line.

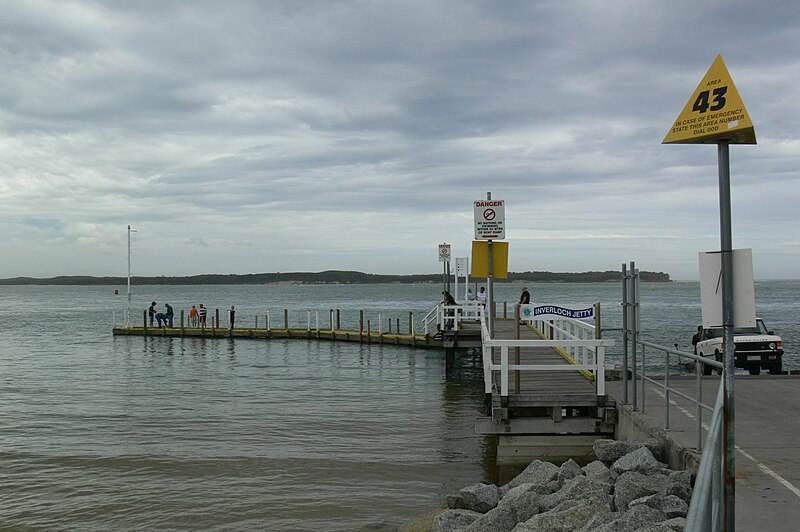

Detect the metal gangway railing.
xmin=480 ymin=311 xmax=615 ymax=399
xmin=685 ymin=383 xmax=725 ymax=531
xmin=626 ymin=340 xmax=723 ymax=448
xmin=623 ymin=339 xmax=725 ymax=532
xmin=622 ymin=261 xmax=726 ymax=530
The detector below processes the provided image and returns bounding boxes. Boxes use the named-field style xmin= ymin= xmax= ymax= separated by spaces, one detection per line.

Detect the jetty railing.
xmin=122 ymin=306 xmax=435 ymax=339
xmin=422 ymin=304 xmax=439 ymax=334
xmin=628 ymin=339 xmax=723 ymax=452
xmin=531 ymin=315 xmax=598 ymax=367
xmin=422 ymin=301 xmax=484 ymax=333
xmin=480 ymin=312 xmax=614 ymax=398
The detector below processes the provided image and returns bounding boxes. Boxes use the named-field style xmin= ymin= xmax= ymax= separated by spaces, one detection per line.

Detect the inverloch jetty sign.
xmin=520 ymin=304 xmax=594 ymax=320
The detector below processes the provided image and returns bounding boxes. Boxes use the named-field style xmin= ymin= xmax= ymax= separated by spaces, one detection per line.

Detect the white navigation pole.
xmin=126 ymin=224 xmax=137 ymax=328
xmin=486 ymin=192 xmax=494 ymax=336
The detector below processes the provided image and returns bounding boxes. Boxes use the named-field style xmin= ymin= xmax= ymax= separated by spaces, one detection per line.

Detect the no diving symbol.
xmin=483 ymin=208 xmax=496 ymax=221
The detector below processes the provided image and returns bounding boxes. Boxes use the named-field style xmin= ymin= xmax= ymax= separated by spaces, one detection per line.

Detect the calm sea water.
xmin=1 ymin=281 xmax=796 ymax=530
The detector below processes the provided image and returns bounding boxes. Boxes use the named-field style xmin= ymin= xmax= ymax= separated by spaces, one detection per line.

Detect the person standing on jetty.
xmin=228 ymin=306 xmax=236 ymax=329
xmin=442 ymin=291 xmax=456 ymax=330
xmin=148 ymin=301 xmax=157 ymax=326
xmin=198 ymin=304 xmax=207 ymax=328
xmin=165 ymin=303 xmax=174 ymax=328
xmin=189 ymin=305 xmax=198 ymax=327
xmin=519 ymin=286 xmax=530 ymax=305
xmin=519 ymin=286 xmax=531 ymax=324
xmin=476 ymin=287 xmax=486 ymax=306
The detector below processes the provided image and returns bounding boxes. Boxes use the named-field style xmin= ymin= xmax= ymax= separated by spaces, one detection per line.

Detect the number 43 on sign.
xmin=662 ymin=54 xmax=755 ymax=145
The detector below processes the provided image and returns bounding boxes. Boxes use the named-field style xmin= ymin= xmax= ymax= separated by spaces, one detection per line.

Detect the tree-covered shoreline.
xmin=0 ymin=270 xmax=670 ymax=285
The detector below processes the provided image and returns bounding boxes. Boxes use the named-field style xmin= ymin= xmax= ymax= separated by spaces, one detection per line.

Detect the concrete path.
xmin=607 ymin=375 xmax=800 ymax=531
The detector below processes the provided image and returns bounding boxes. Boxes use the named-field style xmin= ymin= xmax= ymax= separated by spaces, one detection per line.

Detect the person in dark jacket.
xmin=519 ymin=286 xmax=531 ymax=305
xmin=692 ymin=325 xmax=703 ymax=355
xmin=442 ymin=291 xmax=456 ymax=330
xmin=148 ymin=301 xmax=157 ymax=326
xmin=165 ymin=303 xmax=174 ymax=328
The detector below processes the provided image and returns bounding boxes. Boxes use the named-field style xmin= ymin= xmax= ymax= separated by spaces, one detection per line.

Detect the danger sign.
xmin=438 ymin=243 xmax=451 ymax=262
xmin=474 ymin=200 xmax=505 ymax=240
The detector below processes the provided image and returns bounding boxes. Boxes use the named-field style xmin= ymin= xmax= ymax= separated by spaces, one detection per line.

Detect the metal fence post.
xmin=622 ymin=263 xmax=629 ymax=404
xmin=665 ymin=349 xmax=670 ymax=429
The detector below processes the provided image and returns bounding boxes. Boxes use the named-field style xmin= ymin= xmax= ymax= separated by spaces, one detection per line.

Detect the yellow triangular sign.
xmin=663 ymin=54 xmax=756 ymax=145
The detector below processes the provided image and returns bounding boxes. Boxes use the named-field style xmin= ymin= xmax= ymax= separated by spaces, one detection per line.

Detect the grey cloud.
xmin=0 ymin=0 xmax=798 ymax=278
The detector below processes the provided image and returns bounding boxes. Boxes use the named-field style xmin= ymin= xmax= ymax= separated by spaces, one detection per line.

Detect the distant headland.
xmin=0 ymin=270 xmax=670 ymax=285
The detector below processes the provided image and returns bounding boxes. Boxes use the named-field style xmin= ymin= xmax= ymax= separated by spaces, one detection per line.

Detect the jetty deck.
xmin=488 ymin=318 xmax=599 ymax=411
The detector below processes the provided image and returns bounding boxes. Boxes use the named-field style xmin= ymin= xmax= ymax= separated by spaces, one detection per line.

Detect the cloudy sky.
xmin=1 ymin=0 xmax=798 ymax=280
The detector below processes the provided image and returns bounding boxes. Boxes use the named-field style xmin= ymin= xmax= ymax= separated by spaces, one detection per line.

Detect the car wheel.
xmin=769 ymin=360 xmax=783 ymax=375
xmin=748 ymin=366 xmax=760 ymax=376
xmin=715 ymin=351 xmax=723 ymax=375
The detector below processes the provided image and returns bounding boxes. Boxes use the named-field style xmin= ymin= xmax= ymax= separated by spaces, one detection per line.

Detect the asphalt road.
xmin=607 ymin=375 xmax=800 ymax=531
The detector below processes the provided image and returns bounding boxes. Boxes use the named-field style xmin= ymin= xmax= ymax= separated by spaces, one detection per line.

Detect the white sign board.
xmin=699 ymin=249 xmax=756 ymax=328
xmin=520 ymin=304 xmax=594 ymax=321
xmin=438 ymin=243 xmax=451 ymax=263
xmin=455 ymin=257 xmax=468 ymax=276
xmin=474 ymin=199 xmax=505 ymax=240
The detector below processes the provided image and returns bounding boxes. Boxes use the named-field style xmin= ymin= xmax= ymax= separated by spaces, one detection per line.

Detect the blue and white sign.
xmin=520 ymin=304 xmax=594 ymax=320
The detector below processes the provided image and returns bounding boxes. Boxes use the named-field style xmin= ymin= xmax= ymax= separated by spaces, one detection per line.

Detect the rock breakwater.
xmin=432 ymin=439 xmax=691 ymax=532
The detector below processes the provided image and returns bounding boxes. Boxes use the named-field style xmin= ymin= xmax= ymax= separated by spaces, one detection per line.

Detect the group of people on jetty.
xmin=442 ymin=285 xmax=531 ymax=306
xmin=147 ymin=301 xmax=237 ymax=329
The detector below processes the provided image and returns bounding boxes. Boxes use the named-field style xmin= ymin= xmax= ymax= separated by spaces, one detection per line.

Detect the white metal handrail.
xmin=424 ymin=302 xmax=484 ymax=333
xmin=457 ymin=301 xmax=483 ymax=321
xmin=480 ymin=312 xmax=614 ymax=398
xmin=422 ymin=304 xmax=440 ymax=334
xmin=532 ymin=316 xmax=597 ymax=364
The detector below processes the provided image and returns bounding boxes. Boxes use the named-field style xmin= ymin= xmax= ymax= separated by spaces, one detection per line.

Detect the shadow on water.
xmin=440 ymin=347 xmax=509 ymax=488
xmin=444 ymin=347 xmax=571 ymax=487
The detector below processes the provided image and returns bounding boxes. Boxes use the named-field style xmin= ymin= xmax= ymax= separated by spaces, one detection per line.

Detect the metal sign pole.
xmin=621 ymin=263 xmax=629 ymax=404
xmin=446 ymin=260 xmax=451 ymax=295
xmin=486 ymin=192 xmax=494 ymax=337
xmin=718 ymin=139 xmax=736 ymax=530
xmin=442 ymin=261 xmax=447 ymax=296
xmin=630 ymin=261 xmax=638 ymax=409
xmin=126 ymin=224 xmax=135 ymax=328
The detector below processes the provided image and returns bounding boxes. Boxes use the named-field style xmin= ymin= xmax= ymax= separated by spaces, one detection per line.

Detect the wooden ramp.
xmin=489 ymin=319 xmax=600 ymax=414
xmin=475 ymin=318 xmax=614 ymax=463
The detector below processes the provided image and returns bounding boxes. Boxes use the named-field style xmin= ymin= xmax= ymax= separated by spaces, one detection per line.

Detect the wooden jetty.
xmin=113 ymin=307 xmax=443 ymax=348
xmin=113 ymin=325 xmax=442 ymax=348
